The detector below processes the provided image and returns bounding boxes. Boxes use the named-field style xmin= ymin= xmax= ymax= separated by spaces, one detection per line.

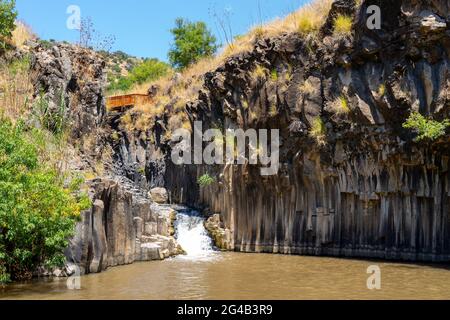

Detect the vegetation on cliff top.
xmin=107 ymin=58 xmax=171 ymax=93
xmin=168 ymin=18 xmax=218 ymax=70
xmin=117 ymin=0 xmax=333 ymax=134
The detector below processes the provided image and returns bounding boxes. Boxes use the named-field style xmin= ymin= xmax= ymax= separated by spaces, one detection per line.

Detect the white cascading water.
xmin=174 ymin=209 xmax=215 ymax=260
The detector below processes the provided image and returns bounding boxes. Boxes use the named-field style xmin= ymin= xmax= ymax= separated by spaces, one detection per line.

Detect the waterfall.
xmin=174 ymin=209 xmax=216 ymax=260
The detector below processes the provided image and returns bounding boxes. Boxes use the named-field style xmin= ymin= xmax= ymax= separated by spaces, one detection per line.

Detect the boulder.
xmin=149 ymin=187 xmax=169 ymax=204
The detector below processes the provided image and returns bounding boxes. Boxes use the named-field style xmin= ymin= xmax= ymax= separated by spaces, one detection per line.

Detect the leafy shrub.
xmin=168 ymin=18 xmax=218 ymax=69
xmin=108 ymin=58 xmax=171 ymax=93
xmin=197 ymin=173 xmax=215 ymax=188
xmin=0 ymin=119 xmax=90 ymax=283
xmin=403 ymin=112 xmax=450 ymax=142
xmin=130 ymin=59 xmax=171 ymax=85
xmin=333 ymin=14 xmax=353 ymax=36
xmin=0 ymin=0 xmax=17 ymax=49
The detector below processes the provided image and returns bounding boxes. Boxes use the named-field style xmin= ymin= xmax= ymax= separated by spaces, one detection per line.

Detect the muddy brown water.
xmin=1 ymin=253 xmax=449 ymax=300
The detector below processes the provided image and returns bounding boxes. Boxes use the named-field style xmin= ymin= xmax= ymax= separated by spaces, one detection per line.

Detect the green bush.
xmin=108 ymin=58 xmax=171 ymax=92
xmin=0 ymin=119 xmax=90 ymax=283
xmin=0 ymin=0 xmax=17 ymax=49
xmin=197 ymin=173 xmax=215 ymax=188
xmin=168 ymin=18 xmax=218 ymax=69
xmin=403 ymin=112 xmax=450 ymax=142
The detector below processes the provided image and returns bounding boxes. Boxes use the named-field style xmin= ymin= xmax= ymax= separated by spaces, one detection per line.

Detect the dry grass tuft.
xmin=333 ymin=15 xmax=353 ymax=36
xmin=251 ymin=65 xmax=268 ymax=81
xmin=309 ymin=116 xmax=327 ymax=145
xmin=299 ymin=79 xmax=315 ymax=95
xmin=327 ymin=96 xmax=350 ymax=115
xmin=11 ymin=21 xmax=36 ymax=48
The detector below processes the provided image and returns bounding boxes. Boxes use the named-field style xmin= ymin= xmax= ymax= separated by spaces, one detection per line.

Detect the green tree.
xmin=0 ymin=0 xmax=17 ymax=49
xmin=168 ymin=18 xmax=218 ymax=69
xmin=0 ymin=119 xmax=90 ymax=283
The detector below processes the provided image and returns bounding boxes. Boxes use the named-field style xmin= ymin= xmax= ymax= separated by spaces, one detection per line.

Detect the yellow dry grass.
xmin=0 ymin=56 xmax=33 ymax=121
xmin=327 ymin=96 xmax=350 ymax=115
xmin=333 ymin=14 xmax=353 ymax=36
xmin=11 ymin=21 xmax=36 ymax=48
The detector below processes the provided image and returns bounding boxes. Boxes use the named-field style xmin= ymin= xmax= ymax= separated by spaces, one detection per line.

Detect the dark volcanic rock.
xmin=115 ymin=0 xmax=450 ymax=262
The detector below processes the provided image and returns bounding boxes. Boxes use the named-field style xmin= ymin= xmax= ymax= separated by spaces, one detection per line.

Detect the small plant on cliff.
xmin=299 ymin=79 xmax=315 ymax=95
xmin=327 ymin=96 xmax=350 ymax=115
xmin=333 ymin=14 xmax=353 ymax=36
xmin=270 ymin=69 xmax=279 ymax=82
xmin=197 ymin=173 xmax=215 ymax=188
xmin=378 ymin=83 xmax=386 ymax=97
xmin=403 ymin=112 xmax=450 ymax=142
xmin=251 ymin=65 xmax=268 ymax=82
xmin=0 ymin=118 xmax=91 ymax=283
xmin=309 ymin=116 xmax=327 ymax=145
xmin=168 ymin=18 xmax=218 ymax=69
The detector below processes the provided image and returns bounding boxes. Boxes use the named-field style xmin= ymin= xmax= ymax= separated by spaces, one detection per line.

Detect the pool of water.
xmin=1 ymin=252 xmax=449 ymax=300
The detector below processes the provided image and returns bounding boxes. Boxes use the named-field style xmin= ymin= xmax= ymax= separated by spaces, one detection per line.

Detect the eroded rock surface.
xmin=65 ymin=178 xmax=182 ymax=275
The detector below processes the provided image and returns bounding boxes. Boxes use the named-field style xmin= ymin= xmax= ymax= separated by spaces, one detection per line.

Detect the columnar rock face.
xmin=113 ymin=0 xmax=450 ymax=262
xmin=189 ymin=0 xmax=450 ymax=261
xmin=65 ymin=178 xmax=182 ymax=275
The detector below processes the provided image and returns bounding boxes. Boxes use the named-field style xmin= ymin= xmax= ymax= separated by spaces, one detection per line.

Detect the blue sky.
xmin=16 ymin=0 xmax=308 ymax=61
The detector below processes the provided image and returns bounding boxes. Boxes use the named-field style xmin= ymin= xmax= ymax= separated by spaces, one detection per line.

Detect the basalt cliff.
xmin=29 ymin=0 xmax=450 ymax=275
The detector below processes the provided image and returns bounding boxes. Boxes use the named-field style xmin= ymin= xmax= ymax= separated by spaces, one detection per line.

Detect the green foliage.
xmin=403 ymin=112 xmax=450 ymax=142
xmin=197 ymin=173 xmax=215 ymax=188
xmin=130 ymin=59 xmax=170 ymax=84
xmin=0 ymin=118 xmax=90 ymax=283
xmin=168 ymin=18 xmax=218 ymax=69
xmin=108 ymin=58 xmax=171 ymax=92
xmin=0 ymin=0 xmax=17 ymax=49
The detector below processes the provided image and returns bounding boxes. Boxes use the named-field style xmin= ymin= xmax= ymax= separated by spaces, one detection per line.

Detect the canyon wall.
xmin=115 ymin=0 xmax=450 ymax=262
xmin=29 ymin=0 xmax=450 ymax=269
